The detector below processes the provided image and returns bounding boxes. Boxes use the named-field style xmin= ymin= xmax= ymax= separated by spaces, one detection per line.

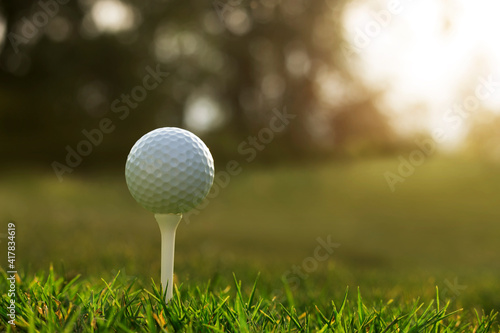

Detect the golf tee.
xmin=155 ymin=213 xmax=182 ymax=303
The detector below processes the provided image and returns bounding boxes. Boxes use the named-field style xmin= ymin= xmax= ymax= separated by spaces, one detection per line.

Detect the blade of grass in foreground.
xmin=0 ymin=268 xmax=498 ymax=332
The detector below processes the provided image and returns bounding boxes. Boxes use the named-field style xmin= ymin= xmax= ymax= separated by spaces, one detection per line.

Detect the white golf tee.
xmin=155 ymin=213 xmax=182 ymax=303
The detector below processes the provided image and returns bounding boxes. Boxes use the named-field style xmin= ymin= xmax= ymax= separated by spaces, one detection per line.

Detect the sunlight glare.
xmin=343 ymin=0 xmax=500 ymax=149
xmin=0 ymin=16 xmax=6 ymax=50
xmin=91 ymin=0 xmax=136 ymax=33
xmin=184 ymin=94 xmax=227 ymax=134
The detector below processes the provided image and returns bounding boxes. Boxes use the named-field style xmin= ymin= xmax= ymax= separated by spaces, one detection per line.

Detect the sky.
xmin=343 ymin=0 xmax=500 ymax=149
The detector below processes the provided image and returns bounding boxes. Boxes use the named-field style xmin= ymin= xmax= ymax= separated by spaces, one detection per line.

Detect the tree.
xmin=0 ymin=0 xmax=394 ymax=166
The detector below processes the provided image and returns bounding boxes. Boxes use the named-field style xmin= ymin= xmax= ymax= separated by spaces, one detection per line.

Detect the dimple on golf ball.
xmin=125 ymin=127 xmax=215 ymax=214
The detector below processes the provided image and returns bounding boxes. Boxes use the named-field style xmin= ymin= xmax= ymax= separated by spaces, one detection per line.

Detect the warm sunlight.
xmin=90 ymin=0 xmax=137 ymax=33
xmin=343 ymin=0 xmax=500 ymax=149
xmin=0 ymin=16 xmax=6 ymax=49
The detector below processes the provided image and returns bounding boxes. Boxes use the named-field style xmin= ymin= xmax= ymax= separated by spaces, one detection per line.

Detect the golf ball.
xmin=125 ymin=127 xmax=214 ymax=214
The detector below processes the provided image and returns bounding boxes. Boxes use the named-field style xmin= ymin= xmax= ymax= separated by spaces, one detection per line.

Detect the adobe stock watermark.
xmin=7 ymin=0 xmax=69 ymax=53
xmin=51 ymin=64 xmax=169 ymax=181
xmin=384 ymin=74 xmax=499 ymax=192
xmin=439 ymin=277 xmax=467 ymax=305
xmin=5 ymin=221 xmax=17 ymax=327
xmin=341 ymin=0 xmax=410 ymax=60
xmin=182 ymin=106 xmax=296 ymax=224
xmin=272 ymin=235 xmax=340 ymax=302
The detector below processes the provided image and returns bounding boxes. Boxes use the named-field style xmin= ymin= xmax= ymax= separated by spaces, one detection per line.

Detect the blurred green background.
xmin=1 ymin=0 xmax=499 ymax=313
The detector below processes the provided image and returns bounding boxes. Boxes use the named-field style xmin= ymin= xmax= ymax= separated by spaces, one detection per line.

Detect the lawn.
xmin=1 ymin=156 xmax=499 ymax=331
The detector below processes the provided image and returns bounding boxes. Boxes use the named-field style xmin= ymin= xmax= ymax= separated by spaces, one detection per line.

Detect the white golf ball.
xmin=125 ymin=127 xmax=215 ymax=214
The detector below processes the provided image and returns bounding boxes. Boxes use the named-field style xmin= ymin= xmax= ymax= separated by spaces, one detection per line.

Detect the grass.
xmin=1 ymin=156 xmax=500 ymax=331
xmin=1 ymin=267 xmax=498 ymax=332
